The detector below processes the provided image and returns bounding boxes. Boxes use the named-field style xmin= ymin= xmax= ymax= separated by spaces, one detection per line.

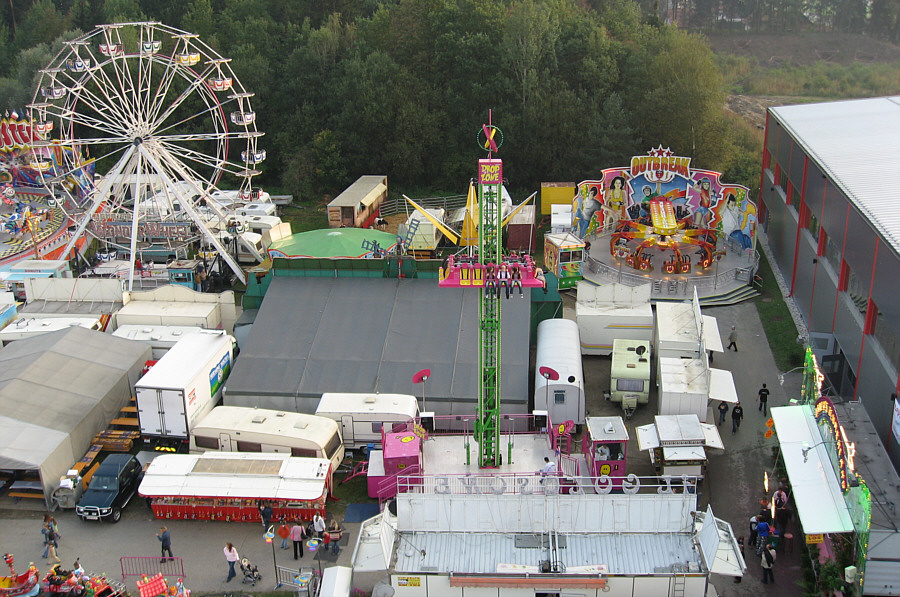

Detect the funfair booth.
xmin=138 ymin=452 xmax=330 ymax=521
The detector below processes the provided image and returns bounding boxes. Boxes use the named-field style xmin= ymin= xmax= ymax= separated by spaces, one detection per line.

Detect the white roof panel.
xmin=770 ymin=406 xmax=854 ymax=534
xmin=655 ymin=415 xmax=705 ymax=444
xmin=700 ymin=423 xmax=725 ymax=450
xmin=394 ymin=531 xmax=701 ymax=575
xmin=636 ymin=424 xmax=659 ymax=451
xmin=770 ymin=97 xmax=900 ymax=255
xmin=662 ymin=446 xmax=706 ymax=461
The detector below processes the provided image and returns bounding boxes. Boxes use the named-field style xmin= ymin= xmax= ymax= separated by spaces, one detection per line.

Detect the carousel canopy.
xmin=267 ymin=228 xmax=398 ymax=259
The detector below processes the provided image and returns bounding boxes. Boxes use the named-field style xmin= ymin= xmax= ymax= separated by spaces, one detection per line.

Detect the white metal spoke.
xmin=150 ymin=61 xmax=219 ymax=132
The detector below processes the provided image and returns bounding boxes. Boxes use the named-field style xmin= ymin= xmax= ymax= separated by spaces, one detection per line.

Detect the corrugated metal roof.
xmin=394 ymin=531 xmax=700 ymax=575
xmin=769 ymin=96 xmax=900 ymax=255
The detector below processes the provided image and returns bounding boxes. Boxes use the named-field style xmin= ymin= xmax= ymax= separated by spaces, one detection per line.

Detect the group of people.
xmin=220 ymin=510 xmax=345 ymax=582
xmin=484 ymin=262 xmax=525 ymax=299
xmin=41 ymin=514 xmax=61 ymax=564
xmin=742 ymin=486 xmax=792 ymax=585
xmin=715 ymin=382 xmax=772 ymax=433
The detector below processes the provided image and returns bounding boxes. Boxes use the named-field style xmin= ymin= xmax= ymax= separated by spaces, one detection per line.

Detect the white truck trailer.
xmin=534 ymin=318 xmax=586 ymax=425
xmin=575 ymin=282 xmax=654 ymax=356
xmin=135 ymin=331 xmax=235 ymax=449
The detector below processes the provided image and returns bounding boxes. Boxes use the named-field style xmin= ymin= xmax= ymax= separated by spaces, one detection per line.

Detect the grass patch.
xmin=754 ymin=250 xmax=805 ymax=371
xmin=327 ymin=462 xmax=378 ymax=520
xmin=282 ymin=203 xmax=328 ymax=233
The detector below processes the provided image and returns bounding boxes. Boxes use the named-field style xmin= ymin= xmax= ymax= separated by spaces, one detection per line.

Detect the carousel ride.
xmin=609 ymin=198 xmax=723 ymax=274
xmin=27 ymin=22 xmax=267 ymax=287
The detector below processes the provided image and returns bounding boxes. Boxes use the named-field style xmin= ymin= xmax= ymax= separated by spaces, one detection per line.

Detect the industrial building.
xmin=759 ymin=95 xmax=900 ymax=470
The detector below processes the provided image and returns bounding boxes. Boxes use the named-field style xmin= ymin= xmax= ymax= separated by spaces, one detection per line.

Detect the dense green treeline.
xmin=0 ymin=0 xmax=762 ymax=199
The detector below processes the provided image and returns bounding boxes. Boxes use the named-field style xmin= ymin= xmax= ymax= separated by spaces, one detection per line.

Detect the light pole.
xmin=539 ymin=366 xmax=559 ymax=413
xmin=412 ymin=368 xmax=431 ymax=413
xmin=264 ymin=525 xmax=279 ymax=589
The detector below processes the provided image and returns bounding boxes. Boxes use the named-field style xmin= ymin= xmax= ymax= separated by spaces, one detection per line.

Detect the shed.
xmin=0 ymin=326 xmax=151 ymax=507
xmin=327 ymin=175 xmax=388 ymax=228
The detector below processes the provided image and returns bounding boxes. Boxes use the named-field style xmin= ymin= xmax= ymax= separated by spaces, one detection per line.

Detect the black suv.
xmin=75 ymin=454 xmax=143 ymax=523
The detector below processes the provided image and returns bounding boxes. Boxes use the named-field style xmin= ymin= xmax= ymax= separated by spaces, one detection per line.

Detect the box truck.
xmin=135 ymin=331 xmax=234 ymax=448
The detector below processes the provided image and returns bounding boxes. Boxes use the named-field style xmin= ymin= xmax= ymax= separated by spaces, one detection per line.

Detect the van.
xmin=315 ymin=393 xmax=419 ymax=449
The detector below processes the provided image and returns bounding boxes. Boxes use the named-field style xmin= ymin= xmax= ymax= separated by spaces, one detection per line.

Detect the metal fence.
xmin=120 ymin=556 xmax=185 ymax=580
xmin=274 ymin=565 xmax=318 ymax=596
xmin=379 ymin=193 xmax=467 ymax=216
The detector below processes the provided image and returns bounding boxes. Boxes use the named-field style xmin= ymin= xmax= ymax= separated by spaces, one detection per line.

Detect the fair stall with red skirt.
xmin=138 ymin=452 xmax=330 ymax=522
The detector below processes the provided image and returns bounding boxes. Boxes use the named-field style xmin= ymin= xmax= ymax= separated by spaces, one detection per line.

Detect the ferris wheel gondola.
xmin=28 ymin=22 xmax=266 ymax=288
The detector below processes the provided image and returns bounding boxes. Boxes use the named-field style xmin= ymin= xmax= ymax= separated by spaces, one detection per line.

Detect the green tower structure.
xmin=476 ymin=155 xmax=503 ymax=467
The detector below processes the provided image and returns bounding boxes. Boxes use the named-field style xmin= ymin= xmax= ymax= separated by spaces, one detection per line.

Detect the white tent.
xmin=0 ymin=326 xmax=151 ymax=508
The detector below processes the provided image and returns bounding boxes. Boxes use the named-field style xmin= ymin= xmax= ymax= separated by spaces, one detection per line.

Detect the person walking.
xmin=277 ymin=519 xmax=290 ymax=550
xmin=731 ymin=402 xmax=744 ymax=434
xmin=44 ymin=526 xmax=61 ymax=564
xmin=259 ymin=502 xmax=273 ymax=529
xmin=157 ymin=526 xmax=173 ymax=562
xmin=758 ymin=383 xmax=770 ymax=414
xmin=748 ymin=515 xmax=759 ymax=550
xmin=223 ymin=542 xmax=239 ymax=582
xmin=726 ymin=326 xmax=738 ymax=351
xmin=290 ymin=520 xmax=306 ymax=560
xmin=313 ymin=512 xmax=326 ymax=539
xmin=761 ymin=543 xmax=776 ymax=584
xmin=328 ymin=519 xmax=344 ymax=555
xmin=755 ymin=516 xmax=771 ymax=554
xmin=717 ymin=401 xmax=729 ymax=426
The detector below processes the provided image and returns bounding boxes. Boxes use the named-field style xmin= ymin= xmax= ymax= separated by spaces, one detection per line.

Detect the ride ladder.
xmin=672 ymin=570 xmax=687 ymax=597
xmin=403 ymin=217 xmax=419 ymax=248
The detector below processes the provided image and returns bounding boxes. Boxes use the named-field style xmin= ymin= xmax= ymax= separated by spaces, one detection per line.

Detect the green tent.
xmin=267 ymin=227 xmax=399 ymax=259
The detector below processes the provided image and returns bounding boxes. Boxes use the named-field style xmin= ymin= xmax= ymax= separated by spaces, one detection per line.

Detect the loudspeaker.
xmin=420 ymin=412 xmax=434 ymax=433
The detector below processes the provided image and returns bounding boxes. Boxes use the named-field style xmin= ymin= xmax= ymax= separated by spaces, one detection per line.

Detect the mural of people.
xmin=606 ymin=176 xmax=628 ymax=220
xmin=692 ymin=178 xmax=715 ymax=228
xmin=577 ymin=184 xmax=602 ymax=237
xmin=716 ymin=192 xmax=756 ymax=251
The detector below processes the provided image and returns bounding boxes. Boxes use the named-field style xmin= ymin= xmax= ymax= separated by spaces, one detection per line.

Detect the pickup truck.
xmin=75 ymin=454 xmax=143 ymax=523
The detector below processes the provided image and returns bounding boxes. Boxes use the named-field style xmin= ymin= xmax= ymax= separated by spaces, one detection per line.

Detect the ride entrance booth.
xmin=582 ymin=416 xmax=628 ymax=487
xmin=138 ymin=452 xmax=330 ymax=521
xmin=635 ymin=415 xmax=724 ymax=483
xmin=165 ymin=259 xmax=204 ymax=291
xmin=367 ymin=427 xmax=424 ymax=499
xmin=543 ymin=232 xmax=584 ymax=289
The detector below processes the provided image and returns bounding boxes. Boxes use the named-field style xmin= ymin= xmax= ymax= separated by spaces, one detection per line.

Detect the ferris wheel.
xmin=27 ymin=22 xmax=265 ymax=286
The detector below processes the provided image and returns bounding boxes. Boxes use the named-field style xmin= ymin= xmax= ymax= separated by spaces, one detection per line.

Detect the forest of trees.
xmin=0 ymin=0 xmax=887 ymax=200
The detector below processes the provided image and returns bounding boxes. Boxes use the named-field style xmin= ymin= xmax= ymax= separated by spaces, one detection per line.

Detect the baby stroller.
xmin=239 ymin=558 xmax=262 ymax=586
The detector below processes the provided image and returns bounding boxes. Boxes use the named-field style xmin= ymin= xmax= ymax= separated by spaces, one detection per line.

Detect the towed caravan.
xmin=190 ymin=406 xmax=345 ymax=474
xmin=315 ymin=393 xmax=419 ymax=450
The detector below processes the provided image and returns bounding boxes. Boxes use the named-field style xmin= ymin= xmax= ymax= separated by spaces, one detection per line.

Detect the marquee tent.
xmin=0 ymin=326 xmax=151 ymax=507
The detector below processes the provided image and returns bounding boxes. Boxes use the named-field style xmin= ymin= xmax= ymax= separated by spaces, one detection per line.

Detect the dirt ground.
xmin=710 ymin=32 xmax=900 ymax=130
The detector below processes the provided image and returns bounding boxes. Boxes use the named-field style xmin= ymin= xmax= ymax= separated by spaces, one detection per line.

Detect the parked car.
xmin=75 ymin=454 xmax=143 ymax=523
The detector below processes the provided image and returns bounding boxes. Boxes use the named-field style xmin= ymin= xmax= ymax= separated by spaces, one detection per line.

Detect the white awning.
xmin=708 ymin=368 xmax=739 ymax=403
xmin=696 ymin=506 xmax=746 ymax=577
xmin=700 ymin=423 xmax=725 ymax=450
xmin=702 ymin=316 xmax=724 ymax=352
xmin=635 ymin=424 xmax=660 ymax=450
xmin=771 ymin=406 xmax=854 ymax=534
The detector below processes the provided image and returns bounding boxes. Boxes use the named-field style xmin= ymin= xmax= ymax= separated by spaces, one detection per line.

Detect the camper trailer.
xmin=315 ymin=393 xmax=420 ymax=450
xmin=534 ymin=319 xmax=586 ymax=425
xmin=610 ymin=338 xmax=651 ymax=419
xmin=190 ymin=406 xmax=345 ymax=473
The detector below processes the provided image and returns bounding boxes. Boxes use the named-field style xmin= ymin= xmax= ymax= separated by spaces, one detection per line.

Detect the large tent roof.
xmin=267 ymin=228 xmax=399 ymax=259
xmin=224 ymin=277 xmax=530 ymax=413
xmin=0 ymin=326 xmax=150 ymax=471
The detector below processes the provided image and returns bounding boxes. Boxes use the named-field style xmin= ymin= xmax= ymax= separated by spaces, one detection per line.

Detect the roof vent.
xmin=364 ymin=396 xmax=377 ymax=404
xmin=143 ymin=327 xmax=153 ymax=333
xmin=251 ymin=415 xmax=266 ymax=424
xmin=173 ymin=330 xmax=182 ymax=336
xmin=276 ymin=412 xmax=286 ymax=417
xmin=294 ymin=422 xmax=309 ymax=430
